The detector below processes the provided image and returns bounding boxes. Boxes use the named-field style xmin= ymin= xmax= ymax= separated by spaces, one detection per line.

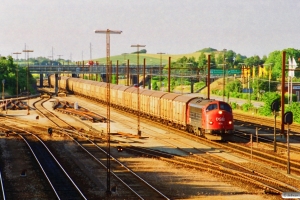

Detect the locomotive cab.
xmin=203 ymin=101 xmax=234 ymax=140
xmin=188 ymin=99 xmax=234 ymax=141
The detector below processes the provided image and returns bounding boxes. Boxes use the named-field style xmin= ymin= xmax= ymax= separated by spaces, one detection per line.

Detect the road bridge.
xmin=26 ymin=64 xmax=241 ymax=96
xmin=29 ymin=65 xmax=162 ymax=74
xmin=28 ymin=64 xmax=202 ymax=88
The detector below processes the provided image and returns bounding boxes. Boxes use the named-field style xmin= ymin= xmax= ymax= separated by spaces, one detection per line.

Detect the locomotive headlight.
xmin=218 ymin=111 xmax=223 ymax=114
xmin=209 ymin=121 xmax=213 ymax=125
xmin=228 ymin=121 xmax=232 ymax=125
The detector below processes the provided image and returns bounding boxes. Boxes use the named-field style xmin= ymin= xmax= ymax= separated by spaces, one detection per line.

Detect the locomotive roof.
xmin=189 ymin=98 xmax=215 ymax=108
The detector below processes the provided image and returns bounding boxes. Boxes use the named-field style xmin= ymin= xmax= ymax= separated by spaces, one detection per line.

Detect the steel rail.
xmin=0 ymin=170 xmax=5 ymax=200
xmin=3 ymin=125 xmax=87 ymax=200
xmin=63 ymin=131 xmax=170 ymax=199
xmin=18 ymin=134 xmax=60 ymax=199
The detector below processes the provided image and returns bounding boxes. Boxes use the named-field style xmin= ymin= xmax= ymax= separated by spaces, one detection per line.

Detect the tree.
xmin=132 ymin=49 xmax=147 ymax=54
xmin=234 ymin=54 xmax=246 ymax=68
xmin=197 ymin=52 xmax=207 ymax=73
xmin=224 ymin=50 xmax=236 ymax=68
xmin=0 ymin=56 xmax=35 ymax=96
xmin=209 ymin=52 xmax=216 ymax=68
xmin=216 ymin=53 xmax=224 ymax=67
xmin=258 ymin=92 xmax=280 ymax=116
xmin=197 ymin=47 xmax=218 ymax=53
xmin=286 ymin=102 xmax=300 ymax=123
xmin=264 ymin=48 xmax=300 ymax=79
xmin=225 ymin=79 xmax=242 ymax=93
xmin=244 ymin=55 xmax=263 ymax=66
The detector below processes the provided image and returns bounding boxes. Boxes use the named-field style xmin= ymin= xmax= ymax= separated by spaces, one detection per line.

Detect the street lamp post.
xmin=95 ymin=29 xmax=122 ymax=196
xmin=131 ymin=44 xmax=146 ymax=137
xmin=23 ymin=49 xmax=34 ymax=115
xmin=13 ymin=52 xmax=21 ymax=98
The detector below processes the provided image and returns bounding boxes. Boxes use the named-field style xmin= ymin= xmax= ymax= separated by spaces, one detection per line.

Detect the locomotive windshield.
xmin=219 ymin=102 xmax=232 ymax=113
xmin=205 ymin=102 xmax=232 ymax=113
xmin=206 ymin=103 xmax=218 ymax=112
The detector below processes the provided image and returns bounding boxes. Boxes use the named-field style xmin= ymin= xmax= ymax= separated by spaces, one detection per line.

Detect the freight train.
xmin=49 ymin=75 xmax=234 ymax=140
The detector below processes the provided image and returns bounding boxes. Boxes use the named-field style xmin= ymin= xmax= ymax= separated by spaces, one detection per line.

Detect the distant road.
xmin=183 ymin=93 xmax=264 ymax=108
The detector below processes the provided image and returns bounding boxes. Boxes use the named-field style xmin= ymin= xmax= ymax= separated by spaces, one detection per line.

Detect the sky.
xmin=1 ymin=0 xmax=300 ymax=61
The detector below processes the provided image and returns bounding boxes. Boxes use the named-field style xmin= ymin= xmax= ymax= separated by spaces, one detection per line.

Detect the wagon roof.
xmin=161 ymin=93 xmax=181 ymax=100
xmin=173 ymin=95 xmax=199 ymax=103
xmin=141 ymin=90 xmax=156 ymax=96
xmin=60 ymin=76 xmax=69 ymax=80
xmin=110 ymin=83 xmax=118 ymax=88
xmin=118 ymin=85 xmax=130 ymax=91
xmin=124 ymin=87 xmax=146 ymax=94
xmin=83 ymin=79 xmax=95 ymax=84
xmin=70 ymin=78 xmax=83 ymax=82
xmin=68 ymin=78 xmax=78 ymax=82
xmin=125 ymin=87 xmax=137 ymax=93
xmin=150 ymin=91 xmax=168 ymax=98
xmin=100 ymin=82 xmax=108 ymax=87
xmin=95 ymin=82 xmax=105 ymax=86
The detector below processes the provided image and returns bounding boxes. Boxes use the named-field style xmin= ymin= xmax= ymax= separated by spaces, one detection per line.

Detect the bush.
xmin=230 ymin=102 xmax=237 ymax=109
xmin=242 ymin=101 xmax=254 ymax=112
xmin=258 ymin=92 xmax=280 ymax=116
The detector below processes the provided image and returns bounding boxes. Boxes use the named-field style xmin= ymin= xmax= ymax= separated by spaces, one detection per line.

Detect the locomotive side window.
xmin=206 ymin=103 xmax=218 ymax=112
xmin=220 ymin=102 xmax=232 ymax=113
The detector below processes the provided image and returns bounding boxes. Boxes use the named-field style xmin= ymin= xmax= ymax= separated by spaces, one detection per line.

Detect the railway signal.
xmin=284 ymin=111 xmax=293 ymax=174
xmin=271 ymin=100 xmax=280 ymax=152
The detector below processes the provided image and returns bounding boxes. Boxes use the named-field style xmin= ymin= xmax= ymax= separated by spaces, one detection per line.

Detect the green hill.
xmin=91 ymin=51 xmax=223 ymax=66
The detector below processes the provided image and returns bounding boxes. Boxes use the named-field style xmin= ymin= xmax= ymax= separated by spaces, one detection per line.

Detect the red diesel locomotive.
xmin=187 ymin=98 xmax=234 ymax=140
xmin=49 ymin=75 xmax=234 ymax=140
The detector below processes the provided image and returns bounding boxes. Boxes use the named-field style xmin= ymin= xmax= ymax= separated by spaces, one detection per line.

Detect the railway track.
xmin=124 ymin=146 xmax=300 ymax=195
xmin=11 ymin=97 xmax=171 ymax=198
xmin=61 ymin=130 xmax=170 ymax=199
xmin=64 ymin=94 xmax=300 ymax=195
xmin=4 ymin=92 xmax=300 ymax=198
xmin=0 ymin=169 xmax=5 ymax=200
xmin=234 ymin=112 xmax=300 ymax=137
xmin=233 ymin=130 xmax=300 ymax=154
xmin=0 ymin=126 xmax=87 ymax=199
xmin=33 ymin=97 xmax=75 ymax=129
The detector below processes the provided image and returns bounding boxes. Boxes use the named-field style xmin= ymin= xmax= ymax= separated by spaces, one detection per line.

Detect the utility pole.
xmin=95 ymin=29 xmax=122 ymax=196
xmin=131 ymin=44 xmax=146 ymax=137
xmin=13 ymin=52 xmax=22 ymax=98
xmin=23 ymin=49 xmax=34 ymax=115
